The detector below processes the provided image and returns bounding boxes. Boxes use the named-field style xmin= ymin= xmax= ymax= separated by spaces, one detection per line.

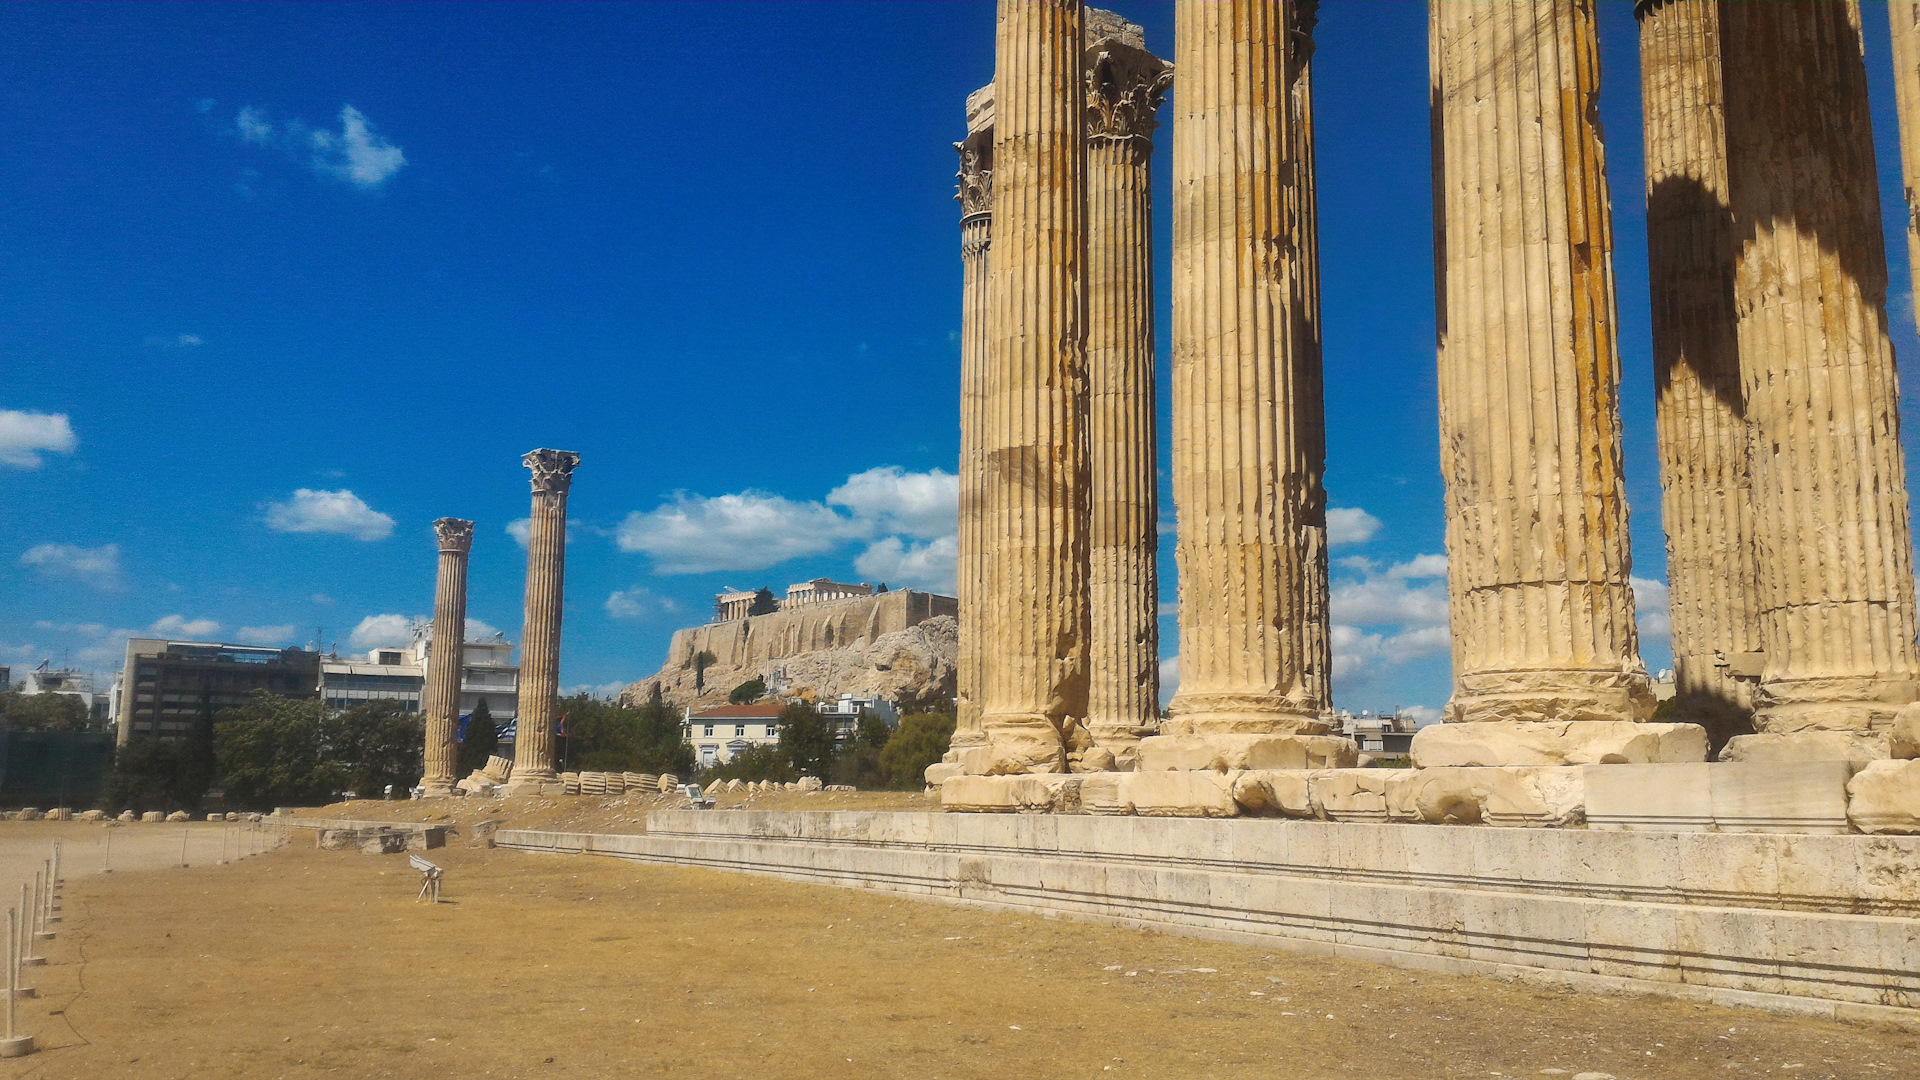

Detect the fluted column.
xmin=1287 ymin=1 xmax=1333 ymax=715
xmin=1721 ymin=3 xmax=1919 ymax=740
xmin=1637 ymin=0 xmax=1758 ymax=749
xmin=975 ymin=0 xmax=1091 ymax=774
xmin=1166 ymin=0 xmax=1326 ymax=736
xmin=420 ymin=517 xmax=473 ymax=797
xmin=950 ymin=86 xmax=994 ymax=769
xmin=1083 ymin=10 xmax=1169 ymax=767
xmin=1428 ymin=1 xmax=1654 ymax=729
xmin=510 ymin=448 xmax=579 ymax=791
xmin=1892 ymin=2 xmax=1920 ymax=335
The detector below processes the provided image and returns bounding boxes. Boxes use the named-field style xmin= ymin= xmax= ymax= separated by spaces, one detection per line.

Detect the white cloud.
xmin=0 ymin=410 xmax=77 ymax=468
xmin=564 ymin=680 xmax=632 ymax=700
xmin=853 ymin=535 xmax=958 ymax=594
xmin=505 ymin=517 xmax=583 ymax=549
xmin=1387 ymin=553 xmax=1448 ymax=579
xmin=1398 ymin=704 xmax=1443 ymax=728
xmin=236 ymin=624 xmax=296 ymax=644
xmin=826 ymin=467 xmax=957 ymax=539
xmin=1330 ymin=623 xmax=1452 ymax=679
xmin=263 ymin=489 xmax=394 ymax=541
xmin=148 ymin=614 xmax=221 ymax=639
xmin=236 ymin=105 xmax=273 ymax=143
xmin=616 ymin=491 xmax=860 ymax=573
xmin=465 ymin=617 xmax=503 ymax=643
xmin=311 ymin=105 xmax=405 ymax=187
xmin=1631 ymin=576 xmax=1672 ymax=643
xmin=349 ymin=614 xmax=421 ymax=651
xmin=1331 ymin=560 xmax=1450 ymax=627
xmin=1326 ymin=507 xmax=1383 ymax=547
xmin=605 ymin=587 xmax=681 ymax=620
xmin=19 ymin=542 xmax=120 ymax=588
xmin=1329 ymin=553 xmax=1452 ymax=689
xmin=1158 ymin=655 xmax=1180 ymax=702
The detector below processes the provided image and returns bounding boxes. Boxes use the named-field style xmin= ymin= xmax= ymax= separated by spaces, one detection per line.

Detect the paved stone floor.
xmin=1 ymin=824 xmax=1914 ymax=1079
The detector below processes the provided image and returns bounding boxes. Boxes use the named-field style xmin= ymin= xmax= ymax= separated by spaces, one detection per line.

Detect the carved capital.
xmin=1086 ymin=36 xmax=1172 ymax=145
xmin=523 ymin=448 xmax=581 ymax=495
xmin=955 ymin=131 xmax=993 ymax=218
xmin=433 ymin=517 xmax=475 ymax=553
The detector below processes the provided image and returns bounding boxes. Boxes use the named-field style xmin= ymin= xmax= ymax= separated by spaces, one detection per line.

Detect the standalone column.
xmin=1164 ymin=1 xmax=1329 ymax=743
xmin=1416 ymin=1 xmax=1679 ymax=769
xmin=946 ymin=86 xmax=995 ymax=777
xmin=1288 ymin=1 xmax=1333 ymax=715
xmin=974 ymin=0 xmax=1091 ymax=775
xmin=1892 ymin=2 xmax=1920 ymax=335
xmin=509 ymin=448 xmax=579 ymax=793
xmin=1720 ymin=3 xmax=1919 ymax=752
xmin=1637 ymin=0 xmax=1759 ymax=750
xmin=420 ymin=517 xmax=473 ymax=797
xmin=1083 ymin=10 xmax=1169 ymax=769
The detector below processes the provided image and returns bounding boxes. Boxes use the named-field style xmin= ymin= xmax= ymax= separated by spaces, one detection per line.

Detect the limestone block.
xmin=1124 ymin=772 xmax=1240 ymax=818
xmin=658 ymin=774 xmax=679 ymax=793
xmin=117 ymin=810 xmax=135 ymax=822
xmin=1409 ymin=721 xmax=1708 ymax=768
xmin=1585 ymin=763 xmax=1714 ymax=831
xmin=924 ymin=761 xmax=966 ymax=787
xmin=1136 ymin=734 xmax=1357 ymax=773
xmin=317 ymin=829 xmax=364 ymax=851
xmin=1231 ymin=770 xmax=1319 ymax=818
xmin=1720 ymin=730 xmax=1894 ymax=769
xmin=165 ymin=811 xmax=189 ymax=822
xmin=78 ymin=810 xmax=105 ymax=822
xmin=47 ymin=808 xmax=71 ymax=821
xmin=1384 ymin=767 xmax=1587 ymax=827
xmin=1709 ymin=760 xmax=1852 ymax=834
xmin=205 ymin=813 xmax=221 ymax=822
xmin=624 ymin=772 xmax=652 ymax=791
xmin=1893 ymin=702 xmax=1919 ymax=758
xmin=940 ymin=775 xmax=1079 ymax=813
xmin=483 ymin=755 xmax=514 ymax=784
xmin=580 ymin=772 xmax=604 ymax=795
xmin=560 ymin=772 xmax=581 ymax=795
xmin=726 ymin=779 xmax=744 ymax=792
xmin=1312 ymin=770 xmax=1395 ymax=822
xmin=141 ymin=811 xmax=163 ymax=822
xmin=797 ymin=777 xmax=824 ymax=792
xmin=1847 ymin=760 xmax=1920 ymax=834
xmin=359 ymin=832 xmax=407 ymax=855
xmin=14 ymin=809 xmax=40 ymax=821
xmin=704 ymin=780 xmax=725 ymax=798
xmin=405 ymin=826 xmax=448 ymax=851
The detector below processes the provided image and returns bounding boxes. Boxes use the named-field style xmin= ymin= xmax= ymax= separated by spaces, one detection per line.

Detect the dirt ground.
xmin=3 ymin=821 xmax=1914 ymax=1080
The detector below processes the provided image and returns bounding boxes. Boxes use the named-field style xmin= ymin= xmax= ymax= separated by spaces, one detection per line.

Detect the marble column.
xmin=949 ymin=85 xmax=995 ymax=772
xmin=974 ymin=0 xmax=1091 ymax=775
xmin=1082 ymin=10 xmax=1169 ymax=768
xmin=420 ymin=517 xmax=473 ymax=797
xmin=1720 ymin=3 xmax=1919 ymax=748
xmin=1287 ymin=1 xmax=1333 ymax=716
xmin=1421 ymin=1 xmax=1662 ymax=760
xmin=1892 ymin=2 xmax=1920 ymax=335
xmin=510 ymin=448 xmax=579 ymax=792
xmin=1636 ymin=0 xmax=1759 ymax=749
xmin=1165 ymin=0 xmax=1328 ymax=738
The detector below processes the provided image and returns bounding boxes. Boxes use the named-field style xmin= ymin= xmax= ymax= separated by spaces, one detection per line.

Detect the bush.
xmin=879 ymin=711 xmax=955 ymax=790
xmin=104 ymin=737 xmax=206 ymax=813
xmin=829 ymin=713 xmax=893 ymax=789
xmin=0 ymin=691 xmax=92 ymax=732
xmin=776 ymin=702 xmax=835 ymax=781
xmin=457 ymin=697 xmax=499 ymax=775
xmin=556 ymin=694 xmax=695 ymax=776
xmin=698 ymin=743 xmax=795 ymax=784
xmin=728 ymin=677 xmax=767 ymax=705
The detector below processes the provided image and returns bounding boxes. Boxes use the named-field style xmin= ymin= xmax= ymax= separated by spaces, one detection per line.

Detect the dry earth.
xmin=0 ymin=818 xmax=1914 ymax=1079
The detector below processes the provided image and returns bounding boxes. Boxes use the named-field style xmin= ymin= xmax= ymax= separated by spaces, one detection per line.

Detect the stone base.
xmin=1751 ymin=675 xmax=1919 ymax=734
xmin=417 ymin=780 xmax=456 ymax=798
xmin=1719 ymin=730 xmax=1895 ymax=768
xmin=923 ymin=762 xmax=966 ymax=787
xmin=1585 ymin=761 xmax=1853 ymax=834
xmin=1848 ymin=760 xmax=1920 ymax=834
xmin=503 ymin=779 xmax=564 ymax=798
xmin=1409 ymin=720 xmax=1708 ymax=767
xmin=0 ymin=1036 xmax=35 ymax=1059
xmin=1447 ymin=667 xmax=1657 ymax=724
xmin=1136 ymin=733 xmax=1358 ymax=772
xmin=1158 ymin=694 xmax=1330 ymax=736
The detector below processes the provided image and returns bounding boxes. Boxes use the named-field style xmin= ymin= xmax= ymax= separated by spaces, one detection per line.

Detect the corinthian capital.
xmin=523 ymin=448 xmax=581 ymax=495
xmin=955 ymin=84 xmax=995 ymax=218
xmin=433 ymin=517 xmax=475 ymax=553
xmin=1085 ymin=14 xmax=1172 ymax=145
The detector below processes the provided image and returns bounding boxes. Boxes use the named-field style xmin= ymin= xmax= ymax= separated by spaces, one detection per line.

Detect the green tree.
xmin=104 ymin=737 xmax=207 ymax=812
xmin=776 ymin=702 xmax=834 ymax=781
xmin=879 ymin=711 xmax=955 ymax=790
xmin=747 ymin=587 xmax=779 ymax=616
xmin=327 ymin=700 xmax=424 ymax=798
xmin=728 ymin=677 xmax=766 ymax=705
xmin=697 ymin=743 xmax=795 ymax=784
xmin=457 ymin=697 xmax=498 ymax=775
xmin=214 ymin=693 xmax=338 ymax=810
xmin=0 ymin=692 xmax=91 ymax=732
xmin=555 ymin=693 xmax=694 ymax=775
xmin=683 ymin=649 xmax=718 ymax=696
xmin=830 ymin=712 xmax=893 ymax=789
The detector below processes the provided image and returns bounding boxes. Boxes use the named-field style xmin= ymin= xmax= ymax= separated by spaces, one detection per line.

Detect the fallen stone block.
xmin=404 ymin=826 xmax=449 ymax=851
xmin=14 ymin=809 xmax=41 ymax=821
xmin=657 ymin=774 xmax=679 ymax=793
xmin=46 ymin=808 xmax=72 ymax=822
xmin=624 ymin=772 xmax=653 ymax=792
xmin=825 ymin=784 xmax=855 ymax=792
xmin=1136 ymin=733 xmax=1358 ymax=773
xmin=1409 ymin=721 xmax=1708 ymax=767
xmin=1230 ymin=770 xmax=1319 ymax=817
xmin=560 ymin=772 xmax=581 ymax=795
xmin=469 ymin=820 xmax=501 ymax=848
xmin=726 ymin=778 xmax=745 ymax=792
xmin=117 ymin=810 xmax=135 ymax=822
xmin=1846 ymin=759 xmax=1920 ymax=834
xmin=141 ymin=811 xmax=164 ymax=823
xmin=359 ymin=831 xmax=408 ymax=855
xmin=704 ymin=779 xmax=726 ymax=798
xmin=165 ymin=811 xmax=190 ymax=822
xmin=797 ymin=776 xmax=824 ymax=792
xmin=1121 ymin=771 xmax=1239 ymax=817
xmin=78 ymin=810 xmax=106 ymax=823
xmin=924 ymin=762 xmax=965 ymax=787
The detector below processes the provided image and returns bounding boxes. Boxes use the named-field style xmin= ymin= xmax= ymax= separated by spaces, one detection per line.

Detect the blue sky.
xmin=4 ymin=3 xmax=1919 ymax=718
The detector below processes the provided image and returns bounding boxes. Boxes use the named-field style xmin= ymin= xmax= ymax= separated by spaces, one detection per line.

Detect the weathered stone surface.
xmin=165 ymin=811 xmax=189 ymax=822
xmin=1637 ymin=0 xmax=1758 ymax=746
xmin=420 ymin=517 xmax=473 ymax=797
xmin=1586 ymin=763 xmax=1715 ymax=831
xmin=1313 ymin=769 xmax=1394 ymax=823
xmin=1166 ymin=0 xmax=1328 ymax=736
xmin=141 ymin=811 xmax=163 ymax=823
xmin=1410 ymin=721 xmax=1707 ymax=768
xmin=940 ymin=774 xmax=1080 ymax=814
xmin=951 ymin=83 xmax=994 ymax=773
xmin=511 ymin=448 xmax=579 ymax=789
xmin=1719 ymin=731 xmax=1895 ymax=770
xmin=796 ymin=776 xmax=824 ymax=792
xmin=13 ymin=809 xmax=40 ymax=821
xmin=560 ymin=772 xmax=581 ymax=795
xmin=1432 ymin=1 xmax=1653 ymax=731
xmin=318 ymin=828 xmax=365 ymax=851
xmin=1722 ymin=4 xmax=1920 ymax=734
xmin=117 ymin=810 xmax=135 ymax=822
xmin=924 ymin=761 xmax=965 ymax=788
xmin=359 ymin=832 xmax=407 ymax=855
xmin=78 ymin=810 xmax=105 ymax=823
xmin=1136 ymin=733 xmax=1356 ymax=773
xmin=45 ymin=808 xmax=71 ymax=821
xmin=657 ymin=774 xmax=679 ymax=793
xmin=725 ymin=778 xmax=745 ymax=792
xmin=1229 ymin=770 xmax=1317 ymax=818
xmin=1892 ymin=2 xmax=1920 ymax=336
xmin=1892 ymin=702 xmax=1919 ymax=759
xmin=1848 ymin=760 xmax=1920 ymax=834
xmin=704 ymin=779 xmax=725 ymax=798
xmin=1709 ymin=760 xmax=1852 ymax=834
xmin=405 ymin=826 xmax=448 ymax=851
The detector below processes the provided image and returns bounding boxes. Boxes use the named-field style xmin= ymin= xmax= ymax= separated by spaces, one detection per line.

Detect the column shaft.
xmin=420 ymin=518 xmax=473 ymax=796
xmin=1430 ymin=0 xmax=1653 ymax=725
xmin=952 ymin=89 xmax=994 ymax=765
xmin=976 ymin=0 xmax=1091 ymax=774
xmin=511 ymin=449 xmax=579 ymax=789
xmin=1721 ymin=2 xmax=1920 ymax=734
xmin=1167 ymin=0 xmax=1325 ymax=735
xmin=1084 ymin=13 xmax=1169 ymax=765
xmin=1892 ymin=2 xmax=1920 ymax=335
xmin=1288 ymin=2 xmax=1333 ymax=715
xmin=1637 ymin=0 xmax=1758 ymax=747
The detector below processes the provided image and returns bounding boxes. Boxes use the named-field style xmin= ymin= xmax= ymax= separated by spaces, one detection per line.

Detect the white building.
xmin=318 ymin=625 xmax=520 ymax=724
xmin=683 ymin=702 xmax=785 ymax=767
xmin=817 ymin=693 xmax=898 ymax=740
xmin=16 ymin=663 xmax=104 ymax=720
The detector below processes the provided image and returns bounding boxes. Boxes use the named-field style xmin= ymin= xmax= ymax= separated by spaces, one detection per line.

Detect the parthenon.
xmin=940 ymin=0 xmax=1920 ymax=822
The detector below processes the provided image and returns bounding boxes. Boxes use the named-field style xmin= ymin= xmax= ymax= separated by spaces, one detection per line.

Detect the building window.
xmin=765 ymin=725 xmax=778 ymax=738
xmin=704 ymin=724 xmax=715 ymax=737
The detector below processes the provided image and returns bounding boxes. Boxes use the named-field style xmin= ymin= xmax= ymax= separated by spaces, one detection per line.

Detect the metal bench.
xmin=409 ymin=854 xmax=443 ymax=903
xmin=681 ymin=783 xmax=715 ymax=810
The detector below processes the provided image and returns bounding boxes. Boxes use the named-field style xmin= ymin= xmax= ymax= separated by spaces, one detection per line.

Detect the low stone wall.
xmin=499 ymin=810 xmax=1920 ymax=1028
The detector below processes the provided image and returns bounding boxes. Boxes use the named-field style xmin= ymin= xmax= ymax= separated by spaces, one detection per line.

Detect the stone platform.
xmin=498 ymin=810 xmax=1920 ymax=1027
